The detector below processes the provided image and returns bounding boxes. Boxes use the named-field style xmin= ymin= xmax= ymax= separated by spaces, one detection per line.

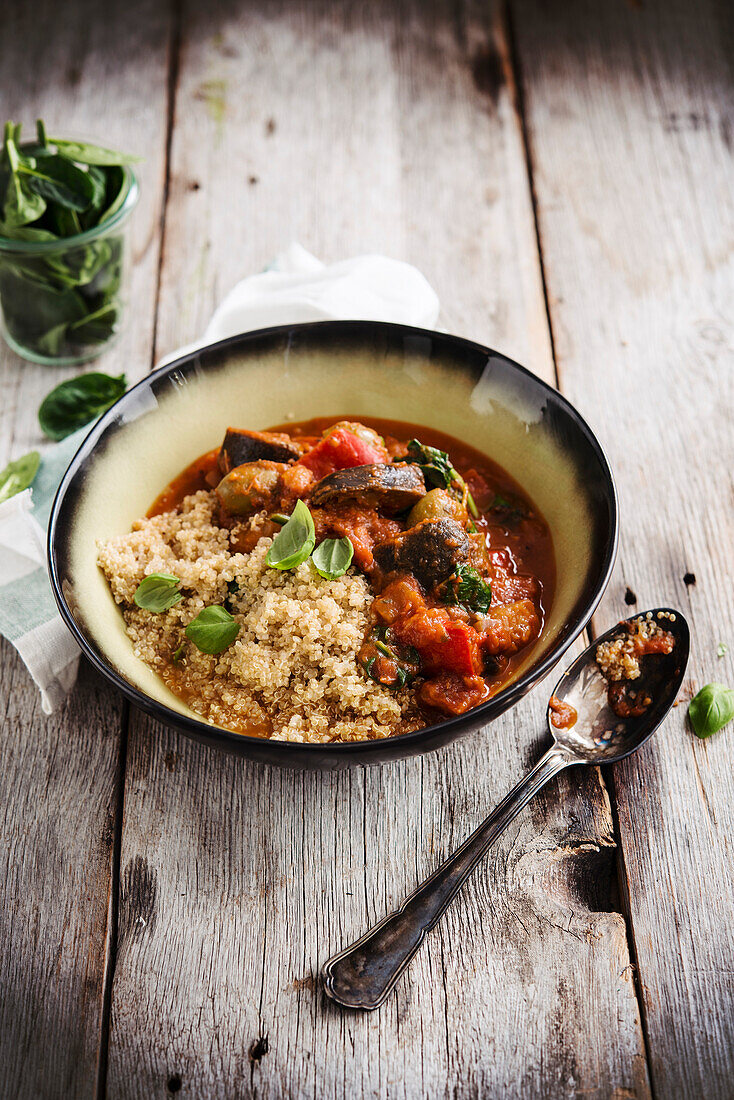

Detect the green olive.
xmin=407 ymin=488 xmax=467 ymax=527
xmin=216 ymin=461 xmax=285 ymax=516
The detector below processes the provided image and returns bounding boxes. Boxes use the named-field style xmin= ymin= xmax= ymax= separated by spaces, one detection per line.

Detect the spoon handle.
xmin=322 ymin=743 xmax=573 ymax=1010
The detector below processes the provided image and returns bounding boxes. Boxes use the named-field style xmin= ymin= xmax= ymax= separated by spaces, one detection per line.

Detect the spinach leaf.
xmin=0 ymin=265 xmax=86 ymax=342
xmin=0 ymin=450 xmax=40 ymax=503
xmin=0 ymin=120 xmax=136 ymax=361
xmin=185 ymin=605 xmax=240 ymax=654
xmin=98 ymin=166 xmax=128 ymax=224
xmin=1 ymin=130 xmax=46 ymax=227
xmin=439 ymin=564 xmax=492 ymax=614
xmin=689 ymin=683 xmax=734 ymax=739
xmin=397 ymin=439 xmax=479 ymax=519
xmin=38 ymin=371 xmax=126 ymax=440
xmin=265 ymin=499 xmax=316 ymax=570
xmin=20 ymin=156 xmax=96 ymax=211
xmin=312 ymin=536 xmax=354 ymax=579
xmin=49 ymin=137 xmax=139 ymax=166
xmin=133 ymin=573 xmax=183 ymax=613
xmin=490 ymin=492 xmax=528 ymax=523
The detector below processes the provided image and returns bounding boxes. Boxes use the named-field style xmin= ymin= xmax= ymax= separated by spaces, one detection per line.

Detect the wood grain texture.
xmin=0 ymin=645 xmax=122 ymax=1098
xmin=512 ymin=1 xmax=734 ymax=1096
xmin=107 ymin=2 xmax=648 ymax=1097
xmin=0 ymin=1 xmax=172 ymax=1096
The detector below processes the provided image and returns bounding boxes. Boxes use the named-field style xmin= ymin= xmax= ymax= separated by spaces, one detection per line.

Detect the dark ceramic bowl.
xmin=48 ymin=321 xmax=617 ymax=769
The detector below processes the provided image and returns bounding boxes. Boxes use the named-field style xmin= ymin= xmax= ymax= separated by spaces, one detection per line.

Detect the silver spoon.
xmin=322 ymin=607 xmax=689 ymax=1011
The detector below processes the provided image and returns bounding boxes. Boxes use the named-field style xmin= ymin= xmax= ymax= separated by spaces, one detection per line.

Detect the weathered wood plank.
xmin=0 ymin=644 xmax=123 ymax=1098
xmin=107 ymin=2 xmax=648 ymax=1097
xmin=0 ymin=0 xmax=172 ymax=1095
xmin=512 ymin=1 xmax=734 ymax=1095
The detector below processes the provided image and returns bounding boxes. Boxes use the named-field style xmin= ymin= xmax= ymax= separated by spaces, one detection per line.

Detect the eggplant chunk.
xmin=219 ymin=428 xmax=301 ymax=473
xmin=311 ymin=463 xmax=425 ymax=515
xmin=373 ymin=518 xmax=470 ymax=589
xmin=216 ymin=461 xmax=287 ymax=516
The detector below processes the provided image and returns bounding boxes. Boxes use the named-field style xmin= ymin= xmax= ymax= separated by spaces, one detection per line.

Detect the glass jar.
xmin=0 ymin=166 xmax=139 ymax=365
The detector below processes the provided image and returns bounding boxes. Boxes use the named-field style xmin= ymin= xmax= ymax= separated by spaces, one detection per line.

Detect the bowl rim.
xmin=47 ymin=319 xmax=619 ymax=759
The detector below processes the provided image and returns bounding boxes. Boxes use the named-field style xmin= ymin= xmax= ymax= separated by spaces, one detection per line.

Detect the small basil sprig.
xmin=0 ymin=450 xmax=40 ymax=503
xmin=185 ymin=605 xmax=240 ymax=654
xmin=38 ymin=371 xmax=126 ymax=440
xmin=133 ymin=573 xmax=183 ymax=612
xmin=265 ymin=499 xmax=315 ymax=570
xmin=688 ymin=683 xmax=734 ymax=739
xmin=439 ymin=564 xmax=492 ymax=615
xmin=397 ymin=439 xmax=478 ymax=519
xmin=312 ymin=536 xmax=354 ymax=580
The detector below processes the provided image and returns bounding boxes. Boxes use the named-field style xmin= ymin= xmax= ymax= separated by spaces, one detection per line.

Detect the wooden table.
xmin=2 ymin=1 xmax=732 ymax=1096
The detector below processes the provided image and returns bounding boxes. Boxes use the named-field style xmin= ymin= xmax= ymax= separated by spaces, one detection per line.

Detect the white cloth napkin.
xmin=0 ymin=246 xmax=440 ymax=712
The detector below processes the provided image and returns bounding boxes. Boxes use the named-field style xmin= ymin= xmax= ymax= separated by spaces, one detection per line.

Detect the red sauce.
xmin=147 ymin=416 xmax=556 ymax=723
xmin=549 ymin=694 xmax=577 ymax=729
xmin=148 ymin=449 xmax=220 ymax=516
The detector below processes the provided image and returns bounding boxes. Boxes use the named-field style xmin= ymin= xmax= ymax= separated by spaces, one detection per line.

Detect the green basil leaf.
xmin=312 ymin=536 xmax=354 ymax=579
xmin=689 ymin=683 xmax=734 ymax=739
xmin=717 ymin=643 xmax=728 ymax=659
xmin=185 ymin=605 xmax=240 ymax=654
xmin=0 ymin=450 xmax=40 ymax=503
xmin=38 ymin=371 xmax=126 ymax=440
xmin=265 ymin=499 xmax=315 ymax=570
xmin=133 ymin=573 xmax=183 ymax=613
xmin=49 ymin=137 xmax=139 ymax=167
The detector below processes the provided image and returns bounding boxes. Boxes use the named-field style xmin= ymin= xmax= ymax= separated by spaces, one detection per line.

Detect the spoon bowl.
xmin=548 ymin=607 xmax=690 ymax=764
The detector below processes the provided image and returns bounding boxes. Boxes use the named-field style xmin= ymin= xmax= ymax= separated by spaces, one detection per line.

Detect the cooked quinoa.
xmin=97 ymin=490 xmax=423 ymax=742
xmin=596 ymin=617 xmax=672 ymax=683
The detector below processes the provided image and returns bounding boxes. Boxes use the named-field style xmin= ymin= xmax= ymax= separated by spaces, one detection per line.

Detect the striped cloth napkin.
xmin=0 ymin=245 xmax=440 ymax=712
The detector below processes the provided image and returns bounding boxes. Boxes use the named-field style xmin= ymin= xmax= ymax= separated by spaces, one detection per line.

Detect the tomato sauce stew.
xmin=149 ymin=416 xmax=555 ymax=723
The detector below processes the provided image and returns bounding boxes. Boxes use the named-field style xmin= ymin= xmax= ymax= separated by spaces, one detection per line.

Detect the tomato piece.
xmin=298 ymin=427 xmax=388 ymax=478
xmin=420 ymin=673 xmax=491 ymax=715
xmin=394 ymin=608 xmax=482 ymax=677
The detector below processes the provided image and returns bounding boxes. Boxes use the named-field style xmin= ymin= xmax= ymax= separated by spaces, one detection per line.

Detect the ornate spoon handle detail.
xmin=322 ymin=744 xmax=573 ymax=1010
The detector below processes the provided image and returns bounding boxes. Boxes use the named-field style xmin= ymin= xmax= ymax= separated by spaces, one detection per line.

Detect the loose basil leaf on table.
xmin=688 ymin=683 xmax=734 ymax=739
xmin=38 ymin=371 xmax=126 ymax=440
xmin=0 ymin=450 xmax=40 ymax=504
xmin=185 ymin=605 xmax=240 ymax=655
xmin=265 ymin=499 xmax=316 ymax=570
xmin=133 ymin=573 xmax=183 ymax=613
xmin=312 ymin=536 xmax=354 ymax=579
